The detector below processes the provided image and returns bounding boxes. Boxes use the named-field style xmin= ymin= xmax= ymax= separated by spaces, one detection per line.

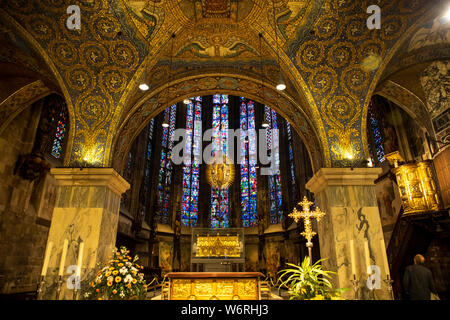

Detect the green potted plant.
xmin=277 ymin=257 xmax=347 ymax=300
xmin=84 ymin=246 xmax=148 ymax=300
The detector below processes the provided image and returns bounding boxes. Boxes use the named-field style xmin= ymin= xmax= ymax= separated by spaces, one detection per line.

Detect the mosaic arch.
xmin=1 ymin=0 xmax=441 ymax=169
xmin=112 ymin=74 xmax=324 ymax=175
xmin=0 ymin=80 xmax=53 ymax=135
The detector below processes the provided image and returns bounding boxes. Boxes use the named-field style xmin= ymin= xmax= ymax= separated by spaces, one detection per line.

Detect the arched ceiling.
xmin=0 ymin=0 xmax=446 ymax=168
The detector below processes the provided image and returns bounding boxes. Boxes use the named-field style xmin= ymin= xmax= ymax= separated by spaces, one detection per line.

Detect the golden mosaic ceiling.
xmin=0 ymin=0 xmax=445 ymax=170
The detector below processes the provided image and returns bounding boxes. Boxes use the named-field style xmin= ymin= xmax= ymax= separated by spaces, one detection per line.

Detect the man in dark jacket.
xmin=403 ymin=254 xmax=438 ymax=300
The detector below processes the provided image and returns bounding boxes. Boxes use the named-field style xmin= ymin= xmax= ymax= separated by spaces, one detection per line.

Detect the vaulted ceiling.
xmin=0 ymin=0 xmax=447 ymax=170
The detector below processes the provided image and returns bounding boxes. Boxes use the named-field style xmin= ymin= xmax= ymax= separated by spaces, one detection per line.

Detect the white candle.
xmin=380 ymin=239 xmax=389 ymax=276
xmin=76 ymin=242 xmax=84 ymax=278
xmin=58 ymin=239 xmax=68 ymax=276
xmin=41 ymin=241 xmax=53 ymax=276
xmin=364 ymin=240 xmax=370 ymax=274
xmin=349 ymin=240 xmax=356 ymax=276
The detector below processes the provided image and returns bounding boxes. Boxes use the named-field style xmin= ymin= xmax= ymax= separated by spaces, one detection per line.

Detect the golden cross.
xmin=289 ymin=196 xmax=326 ymax=263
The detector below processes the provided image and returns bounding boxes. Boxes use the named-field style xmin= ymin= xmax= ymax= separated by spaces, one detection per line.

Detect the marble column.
xmin=306 ymin=168 xmax=391 ymax=300
xmin=39 ymin=168 xmax=129 ymax=300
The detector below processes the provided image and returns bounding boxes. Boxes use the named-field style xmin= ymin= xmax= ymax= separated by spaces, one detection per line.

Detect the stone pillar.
xmin=40 ymin=168 xmax=129 ymax=300
xmin=306 ymin=168 xmax=391 ymax=300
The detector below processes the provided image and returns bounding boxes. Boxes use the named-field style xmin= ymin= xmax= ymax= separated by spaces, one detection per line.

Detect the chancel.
xmin=0 ymin=0 xmax=448 ymax=302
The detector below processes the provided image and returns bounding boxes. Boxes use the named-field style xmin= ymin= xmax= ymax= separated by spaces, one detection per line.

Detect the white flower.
xmin=126 ymin=262 xmax=132 ymax=267
xmin=131 ymin=267 xmax=138 ymax=273
xmin=124 ymin=274 xmax=133 ymax=283
xmin=84 ymin=292 xmax=91 ymax=298
xmin=119 ymin=291 xmax=125 ymax=298
xmin=107 ymin=276 xmax=114 ymax=282
xmin=119 ymin=267 xmax=128 ymax=275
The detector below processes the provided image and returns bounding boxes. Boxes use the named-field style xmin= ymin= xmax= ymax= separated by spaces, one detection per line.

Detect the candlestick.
xmin=363 ymin=240 xmax=370 ymax=274
xmin=350 ymin=274 xmax=360 ymax=300
xmin=58 ymin=239 xmax=68 ymax=276
xmin=56 ymin=275 xmax=63 ymax=300
xmin=36 ymin=275 xmax=45 ymax=300
xmin=349 ymin=239 xmax=356 ymax=276
xmin=383 ymin=274 xmax=394 ymax=300
xmin=380 ymin=238 xmax=389 ymax=276
xmin=41 ymin=241 xmax=53 ymax=276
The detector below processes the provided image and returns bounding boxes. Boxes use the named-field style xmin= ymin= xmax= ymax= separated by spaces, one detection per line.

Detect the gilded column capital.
xmin=50 ymin=167 xmax=130 ymax=196
xmin=306 ymin=167 xmax=382 ymax=194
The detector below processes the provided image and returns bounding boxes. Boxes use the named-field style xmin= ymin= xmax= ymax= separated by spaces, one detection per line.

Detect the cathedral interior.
xmin=0 ymin=0 xmax=448 ymax=301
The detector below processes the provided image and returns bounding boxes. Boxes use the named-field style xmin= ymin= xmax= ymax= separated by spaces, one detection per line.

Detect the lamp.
xmin=162 ymin=33 xmax=176 ymax=128
xmin=139 ymin=83 xmax=149 ymax=91
xmin=443 ymin=6 xmax=450 ymax=22
xmin=271 ymin=1 xmax=285 ymax=91
xmin=262 ymin=120 xmax=269 ymax=128
xmin=183 ymin=98 xmax=191 ymax=104
xmin=162 ymin=113 xmax=169 ymax=128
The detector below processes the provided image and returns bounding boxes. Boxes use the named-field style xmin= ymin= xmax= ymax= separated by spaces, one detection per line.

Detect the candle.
xmin=58 ymin=239 xmax=68 ymax=276
xmin=41 ymin=241 xmax=53 ymax=276
xmin=349 ymin=240 xmax=356 ymax=276
xmin=380 ymin=238 xmax=389 ymax=276
xmin=364 ymin=240 xmax=370 ymax=274
xmin=76 ymin=242 xmax=84 ymax=278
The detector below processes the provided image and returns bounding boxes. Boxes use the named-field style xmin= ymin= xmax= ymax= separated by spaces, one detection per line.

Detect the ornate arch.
xmin=374 ymin=80 xmax=433 ymax=135
xmin=361 ymin=2 xmax=442 ymax=158
xmin=0 ymin=80 xmax=53 ymax=135
xmin=0 ymin=9 xmax=75 ymax=165
xmin=111 ymin=73 xmax=325 ymax=174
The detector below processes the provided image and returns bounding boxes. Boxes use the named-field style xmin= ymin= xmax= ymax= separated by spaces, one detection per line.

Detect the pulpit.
xmin=165 ymin=272 xmax=265 ymax=300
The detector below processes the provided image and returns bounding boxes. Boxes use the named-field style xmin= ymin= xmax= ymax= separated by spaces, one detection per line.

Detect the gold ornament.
xmin=206 ymin=155 xmax=235 ymax=189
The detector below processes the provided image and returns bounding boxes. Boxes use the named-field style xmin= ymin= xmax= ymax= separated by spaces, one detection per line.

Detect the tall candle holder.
xmin=367 ymin=272 xmax=376 ymax=300
xmin=384 ymin=275 xmax=394 ymax=300
xmin=350 ymin=274 xmax=360 ymax=300
xmin=56 ymin=275 xmax=64 ymax=300
xmin=36 ymin=275 xmax=45 ymax=300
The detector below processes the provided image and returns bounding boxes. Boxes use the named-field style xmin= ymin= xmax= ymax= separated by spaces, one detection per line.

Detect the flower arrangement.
xmin=277 ymin=257 xmax=347 ymax=300
xmin=84 ymin=246 xmax=148 ymax=300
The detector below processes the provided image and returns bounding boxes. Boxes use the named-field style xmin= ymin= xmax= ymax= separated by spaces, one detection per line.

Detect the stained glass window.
xmin=157 ymin=104 xmax=177 ymax=224
xmin=265 ymin=106 xmax=283 ymax=224
xmin=182 ymin=97 xmax=202 ymax=227
xmin=368 ymin=99 xmax=385 ymax=163
xmin=286 ymin=122 xmax=297 ymax=200
xmin=240 ymin=97 xmax=258 ymax=227
xmin=139 ymin=119 xmax=155 ymax=220
xmin=51 ymin=108 xmax=68 ymax=159
xmin=211 ymin=94 xmax=229 ymax=229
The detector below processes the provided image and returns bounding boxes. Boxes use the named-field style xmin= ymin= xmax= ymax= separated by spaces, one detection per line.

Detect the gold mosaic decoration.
xmin=0 ymin=0 xmax=437 ymax=169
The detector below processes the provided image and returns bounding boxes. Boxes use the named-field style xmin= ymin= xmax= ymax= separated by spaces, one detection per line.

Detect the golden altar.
xmin=165 ymin=272 xmax=265 ymax=300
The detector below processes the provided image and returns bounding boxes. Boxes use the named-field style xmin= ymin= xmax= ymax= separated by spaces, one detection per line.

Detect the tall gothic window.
xmin=368 ymin=99 xmax=386 ymax=164
xmin=211 ymin=94 xmax=229 ymax=228
xmin=265 ymin=106 xmax=283 ymax=224
xmin=51 ymin=107 xmax=68 ymax=159
xmin=286 ymin=122 xmax=297 ymax=200
xmin=182 ymin=97 xmax=202 ymax=227
xmin=157 ymin=104 xmax=177 ymax=224
xmin=139 ymin=119 xmax=155 ymax=220
xmin=240 ymin=97 xmax=257 ymax=227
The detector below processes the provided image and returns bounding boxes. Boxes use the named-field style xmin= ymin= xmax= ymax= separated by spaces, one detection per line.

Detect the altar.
xmin=165 ymin=272 xmax=265 ymax=300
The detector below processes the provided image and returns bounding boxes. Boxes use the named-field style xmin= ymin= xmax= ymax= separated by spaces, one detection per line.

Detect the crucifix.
xmin=288 ymin=196 xmax=326 ymax=265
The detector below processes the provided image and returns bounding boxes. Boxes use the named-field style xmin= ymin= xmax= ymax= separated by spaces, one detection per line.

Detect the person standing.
xmin=403 ymin=254 xmax=438 ymax=300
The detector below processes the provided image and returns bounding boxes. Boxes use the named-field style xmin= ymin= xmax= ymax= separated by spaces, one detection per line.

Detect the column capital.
xmin=306 ymin=167 xmax=382 ymax=194
xmin=50 ymin=167 xmax=130 ymax=196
